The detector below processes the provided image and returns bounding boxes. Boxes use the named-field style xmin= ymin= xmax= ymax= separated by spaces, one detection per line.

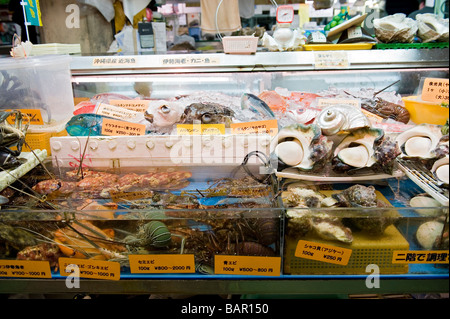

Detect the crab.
xmin=0 ymin=110 xmax=30 ymax=168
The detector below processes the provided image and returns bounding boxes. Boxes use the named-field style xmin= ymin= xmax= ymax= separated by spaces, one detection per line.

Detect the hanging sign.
xmin=22 ymin=0 xmax=43 ymax=27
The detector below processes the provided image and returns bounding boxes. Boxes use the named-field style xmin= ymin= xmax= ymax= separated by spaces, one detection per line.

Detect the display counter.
xmin=0 ymin=49 xmax=448 ymax=297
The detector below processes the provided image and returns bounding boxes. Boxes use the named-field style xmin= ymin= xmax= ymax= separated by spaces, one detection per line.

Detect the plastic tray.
xmin=222 ymin=36 xmax=259 ymax=54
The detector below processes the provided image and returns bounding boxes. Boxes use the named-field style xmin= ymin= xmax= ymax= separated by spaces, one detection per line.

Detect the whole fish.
xmin=145 ymin=100 xmax=185 ymax=128
xmin=65 ymin=114 xmax=107 ymax=136
xmin=182 ymin=102 xmax=235 ymax=126
xmin=241 ymin=93 xmax=275 ymax=120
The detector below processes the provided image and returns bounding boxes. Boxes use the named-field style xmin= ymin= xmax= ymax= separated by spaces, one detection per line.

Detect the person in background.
xmin=385 ymin=0 xmax=421 ymax=15
xmin=409 ymin=0 xmax=436 ymax=18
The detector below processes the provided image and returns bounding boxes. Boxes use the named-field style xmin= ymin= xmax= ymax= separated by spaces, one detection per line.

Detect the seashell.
xmin=416 ymin=13 xmax=449 ymax=43
xmin=272 ymin=124 xmax=333 ymax=171
xmin=332 ymin=127 xmax=385 ymax=172
xmin=416 ymin=220 xmax=445 ymax=250
xmin=431 ymin=155 xmax=449 ymax=185
xmin=410 ymin=195 xmax=443 ymax=217
xmin=396 ymin=124 xmax=443 ymax=159
xmin=373 ymin=14 xmax=418 ymax=43
xmin=315 ymin=104 xmax=371 ymax=136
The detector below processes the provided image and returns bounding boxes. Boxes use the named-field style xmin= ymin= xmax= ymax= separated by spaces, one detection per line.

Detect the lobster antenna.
xmin=374 ymin=80 xmax=401 ymax=97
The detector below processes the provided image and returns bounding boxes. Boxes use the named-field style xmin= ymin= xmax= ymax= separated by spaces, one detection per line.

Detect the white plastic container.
xmin=222 ymin=36 xmax=259 ymax=54
xmin=0 ymin=55 xmax=74 ymax=124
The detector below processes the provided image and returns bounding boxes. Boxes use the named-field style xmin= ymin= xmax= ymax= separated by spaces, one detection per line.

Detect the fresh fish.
xmin=241 ymin=93 xmax=275 ymax=120
xmin=73 ymin=101 xmax=96 ymax=115
xmin=182 ymin=102 xmax=235 ymax=126
xmin=65 ymin=114 xmax=107 ymax=136
xmin=145 ymin=100 xmax=185 ymax=128
xmin=91 ymin=93 xmax=132 ymax=104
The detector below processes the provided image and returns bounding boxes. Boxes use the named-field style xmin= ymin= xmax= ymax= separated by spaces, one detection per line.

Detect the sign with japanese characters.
xmin=421 ymin=78 xmax=449 ymax=103
xmin=109 ymin=100 xmax=150 ymax=113
xmin=59 ymin=258 xmax=121 ymax=280
xmin=177 ymin=124 xmax=226 ymax=135
xmin=392 ymin=250 xmax=449 ymax=264
xmin=129 ymin=255 xmax=196 ymax=274
xmin=160 ymin=56 xmax=221 ymax=67
xmin=295 ymin=240 xmax=352 ymax=266
xmin=102 ymin=118 xmax=146 ymax=136
xmin=5 ymin=109 xmax=44 ymax=125
xmin=92 ymin=57 xmax=137 ymax=67
xmin=0 ymin=260 xmax=51 ymax=278
xmin=314 ymin=51 xmax=349 ymax=69
xmin=214 ymin=255 xmax=281 ymax=276
xmin=230 ymin=120 xmax=279 ymax=136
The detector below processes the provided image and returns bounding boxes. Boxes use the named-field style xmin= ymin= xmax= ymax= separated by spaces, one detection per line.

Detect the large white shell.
xmin=410 ymin=195 xmax=443 ymax=217
xmin=396 ymin=124 xmax=443 ymax=159
xmin=431 ymin=155 xmax=449 ymax=184
xmin=373 ymin=14 xmax=418 ymax=43
xmin=416 ymin=221 xmax=444 ymax=250
xmin=416 ymin=13 xmax=449 ymax=43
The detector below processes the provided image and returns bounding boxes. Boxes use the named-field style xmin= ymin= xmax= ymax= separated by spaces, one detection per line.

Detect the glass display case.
xmin=0 ymin=48 xmax=448 ymax=297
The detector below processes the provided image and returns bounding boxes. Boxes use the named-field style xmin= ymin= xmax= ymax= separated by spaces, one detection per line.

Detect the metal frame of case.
xmin=1 ymin=49 xmax=449 ymax=296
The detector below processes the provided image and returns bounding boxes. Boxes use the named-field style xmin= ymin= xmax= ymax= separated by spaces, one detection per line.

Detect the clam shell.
xmin=337 ymin=145 xmax=370 ymax=168
xmin=275 ymin=140 xmax=304 ymax=167
xmin=410 ymin=195 xmax=443 ymax=217
xmin=416 ymin=221 xmax=444 ymax=250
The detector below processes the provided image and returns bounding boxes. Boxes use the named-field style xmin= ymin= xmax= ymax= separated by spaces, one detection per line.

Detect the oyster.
xmin=416 ymin=13 xmax=449 ymax=43
xmin=272 ymin=124 xmax=333 ymax=171
xmin=314 ymin=104 xmax=371 ymax=136
xmin=332 ymin=185 xmax=378 ymax=208
xmin=373 ymin=14 xmax=418 ymax=43
xmin=396 ymin=124 xmax=443 ymax=159
xmin=332 ymin=127 xmax=400 ymax=174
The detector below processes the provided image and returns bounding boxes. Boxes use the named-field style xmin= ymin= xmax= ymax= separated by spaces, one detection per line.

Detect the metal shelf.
xmin=70 ymin=49 xmax=449 ymax=75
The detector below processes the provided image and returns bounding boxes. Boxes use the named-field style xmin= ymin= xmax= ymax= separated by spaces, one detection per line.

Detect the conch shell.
xmin=314 ymin=104 xmax=371 ymax=136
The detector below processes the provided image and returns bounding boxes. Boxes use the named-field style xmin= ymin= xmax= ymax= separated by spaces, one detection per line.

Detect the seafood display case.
xmin=0 ymin=49 xmax=449 ymax=296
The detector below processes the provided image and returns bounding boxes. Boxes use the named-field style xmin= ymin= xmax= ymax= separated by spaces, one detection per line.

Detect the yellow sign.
xmin=129 ymin=255 xmax=196 ymax=274
xmin=295 ymin=240 xmax=352 ymax=266
xmin=5 ymin=109 xmax=44 ymax=125
xmin=421 ymin=78 xmax=449 ymax=103
xmin=102 ymin=118 xmax=146 ymax=136
xmin=230 ymin=120 xmax=278 ymax=136
xmin=177 ymin=124 xmax=225 ymax=135
xmin=59 ymin=258 xmax=121 ymax=281
xmin=392 ymin=250 xmax=449 ymax=264
xmin=214 ymin=255 xmax=281 ymax=276
xmin=0 ymin=260 xmax=52 ymax=278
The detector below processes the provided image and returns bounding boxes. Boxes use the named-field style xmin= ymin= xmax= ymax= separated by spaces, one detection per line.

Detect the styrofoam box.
xmin=0 ymin=55 xmax=74 ymax=123
xmin=50 ymin=134 xmax=273 ymax=168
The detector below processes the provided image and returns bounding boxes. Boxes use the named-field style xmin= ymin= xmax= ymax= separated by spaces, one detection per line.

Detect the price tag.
xmin=295 ymin=240 xmax=352 ymax=266
xmin=230 ymin=120 xmax=279 ymax=136
xmin=214 ymin=255 xmax=281 ymax=276
xmin=177 ymin=124 xmax=225 ymax=135
xmin=5 ymin=109 xmax=44 ymax=125
xmin=314 ymin=51 xmax=349 ymax=69
xmin=109 ymin=100 xmax=150 ymax=113
xmin=59 ymin=258 xmax=121 ymax=281
xmin=392 ymin=250 xmax=449 ymax=264
xmin=102 ymin=118 xmax=146 ymax=136
xmin=129 ymin=255 xmax=195 ymax=273
xmin=95 ymin=103 xmax=145 ymax=123
xmin=0 ymin=260 xmax=52 ymax=278
xmin=421 ymin=78 xmax=449 ymax=103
